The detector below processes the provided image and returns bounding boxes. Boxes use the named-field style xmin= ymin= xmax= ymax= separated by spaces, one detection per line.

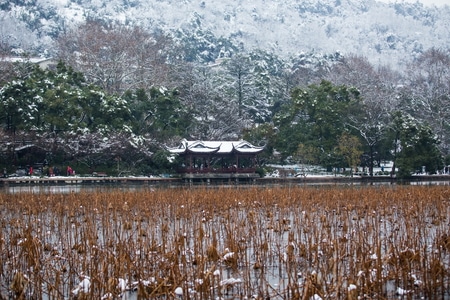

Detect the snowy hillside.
xmin=0 ymin=0 xmax=449 ymax=66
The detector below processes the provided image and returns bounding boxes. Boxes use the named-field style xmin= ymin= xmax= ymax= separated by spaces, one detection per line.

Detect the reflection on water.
xmin=409 ymin=180 xmax=450 ymax=186
xmin=2 ymin=184 xmax=154 ymax=194
xmin=5 ymin=184 xmax=83 ymax=194
xmin=1 ymin=179 xmax=449 ymax=194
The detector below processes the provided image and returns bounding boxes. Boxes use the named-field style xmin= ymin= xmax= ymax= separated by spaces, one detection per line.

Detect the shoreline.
xmin=1 ymin=174 xmax=449 ymax=187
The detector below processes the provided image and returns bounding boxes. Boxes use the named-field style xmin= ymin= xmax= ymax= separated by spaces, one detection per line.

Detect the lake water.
xmin=1 ymin=179 xmax=450 ymax=194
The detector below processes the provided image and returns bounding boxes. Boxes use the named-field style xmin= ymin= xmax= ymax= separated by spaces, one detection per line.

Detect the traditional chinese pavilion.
xmin=167 ymin=139 xmax=264 ymax=181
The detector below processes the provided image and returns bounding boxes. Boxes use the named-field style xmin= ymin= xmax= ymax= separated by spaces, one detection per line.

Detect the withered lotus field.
xmin=0 ymin=185 xmax=449 ymax=299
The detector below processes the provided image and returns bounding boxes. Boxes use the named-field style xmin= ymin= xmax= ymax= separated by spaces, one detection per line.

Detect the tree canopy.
xmin=0 ymin=62 xmax=130 ymax=134
xmin=0 ymin=21 xmax=448 ymax=177
xmin=273 ymin=80 xmax=361 ymax=166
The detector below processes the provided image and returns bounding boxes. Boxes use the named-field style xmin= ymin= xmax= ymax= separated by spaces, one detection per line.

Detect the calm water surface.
xmin=1 ymin=179 xmax=450 ymax=194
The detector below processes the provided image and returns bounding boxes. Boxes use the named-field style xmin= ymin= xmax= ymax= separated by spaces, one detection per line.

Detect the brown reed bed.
xmin=0 ymin=185 xmax=449 ymax=299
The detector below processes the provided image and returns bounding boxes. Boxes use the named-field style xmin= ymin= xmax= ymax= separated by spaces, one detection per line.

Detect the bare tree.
xmin=225 ymin=55 xmax=251 ymax=118
xmin=57 ymin=21 xmax=173 ymax=94
xmin=327 ymin=54 xmax=402 ymax=175
xmin=405 ymin=48 xmax=450 ymax=156
xmin=179 ymin=64 xmax=247 ymax=140
xmin=0 ymin=42 xmax=17 ymax=86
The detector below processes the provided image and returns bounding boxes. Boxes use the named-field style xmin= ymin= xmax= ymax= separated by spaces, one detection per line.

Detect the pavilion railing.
xmin=177 ymin=167 xmax=257 ymax=174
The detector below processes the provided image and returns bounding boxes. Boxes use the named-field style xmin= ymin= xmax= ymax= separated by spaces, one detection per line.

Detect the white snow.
xmin=396 ymin=287 xmax=410 ymax=295
xmin=219 ymin=277 xmax=242 ymax=286
xmin=72 ymin=275 xmax=90 ymax=295
xmin=2 ymin=0 xmax=449 ymax=67
xmin=174 ymin=286 xmax=183 ymax=295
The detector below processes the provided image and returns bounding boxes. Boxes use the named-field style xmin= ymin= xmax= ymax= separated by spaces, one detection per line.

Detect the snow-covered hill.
xmin=0 ymin=0 xmax=449 ymax=66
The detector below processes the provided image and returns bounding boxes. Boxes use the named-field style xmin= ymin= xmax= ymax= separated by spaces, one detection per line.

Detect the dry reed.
xmin=0 ymin=185 xmax=449 ymax=299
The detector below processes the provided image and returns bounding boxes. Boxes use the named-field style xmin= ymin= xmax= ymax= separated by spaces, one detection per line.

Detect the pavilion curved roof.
xmin=168 ymin=139 xmax=264 ymax=155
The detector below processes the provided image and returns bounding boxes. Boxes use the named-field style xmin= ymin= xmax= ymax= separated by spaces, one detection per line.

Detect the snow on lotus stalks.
xmin=0 ymin=186 xmax=449 ymax=299
xmin=71 ymin=274 xmax=90 ymax=296
xmin=174 ymin=286 xmax=183 ymax=297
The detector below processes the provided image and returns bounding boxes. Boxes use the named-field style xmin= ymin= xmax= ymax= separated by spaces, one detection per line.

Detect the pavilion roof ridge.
xmin=168 ymin=139 xmax=264 ymax=155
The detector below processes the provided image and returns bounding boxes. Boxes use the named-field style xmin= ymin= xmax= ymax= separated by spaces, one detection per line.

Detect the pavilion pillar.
xmin=206 ymin=156 xmax=211 ymax=170
xmin=189 ymin=155 xmax=193 ymax=169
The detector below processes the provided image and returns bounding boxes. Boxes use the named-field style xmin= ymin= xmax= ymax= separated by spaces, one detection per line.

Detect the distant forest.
xmin=0 ymin=21 xmax=449 ymax=177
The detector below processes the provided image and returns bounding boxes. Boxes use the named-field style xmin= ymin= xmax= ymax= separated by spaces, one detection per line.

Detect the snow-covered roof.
xmin=168 ymin=139 xmax=264 ymax=155
xmin=2 ymin=57 xmax=56 ymax=69
xmin=3 ymin=57 xmax=51 ymax=63
xmin=15 ymin=144 xmax=35 ymax=151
